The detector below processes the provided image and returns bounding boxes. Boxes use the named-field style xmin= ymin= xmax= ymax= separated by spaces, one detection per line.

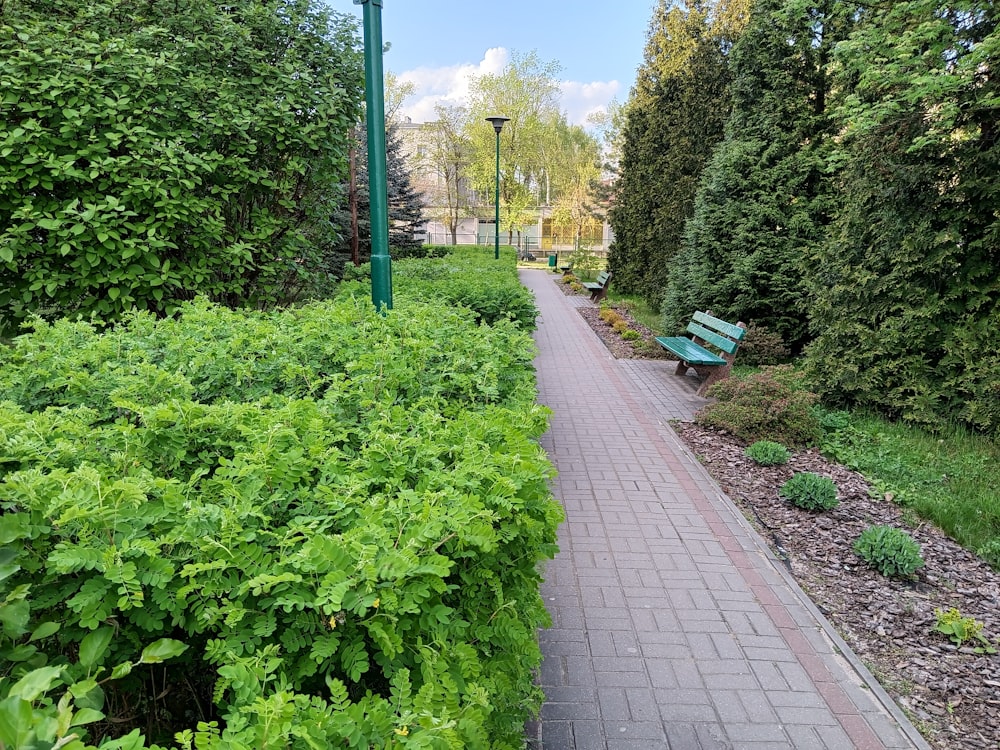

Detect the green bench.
xmin=583 ymin=270 xmax=612 ymax=302
xmin=559 ymin=262 xmax=574 ymax=276
xmin=655 ymin=311 xmax=746 ymax=397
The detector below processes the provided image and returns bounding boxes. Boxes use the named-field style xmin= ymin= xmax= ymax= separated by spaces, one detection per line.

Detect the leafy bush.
xmin=387 ymin=248 xmax=537 ymax=330
xmin=696 ymin=366 xmax=821 ymax=446
xmin=854 ymin=526 xmax=925 ymax=579
xmin=745 ymin=440 xmax=791 ymax=466
xmin=599 ymin=307 xmax=623 ymax=324
xmin=0 ymin=0 xmax=362 ymax=334
xmin=621 ymin=329 xmax=641 ymax=341
xmin=0 ymin=295 xmax=560 ymax=748
xmin=780 ymin=472 xmax=839 ymax=511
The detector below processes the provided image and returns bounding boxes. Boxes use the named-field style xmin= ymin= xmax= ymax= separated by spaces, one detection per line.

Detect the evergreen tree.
xmin=332 ymin=120 xmax=427 ymax=270
xmin=663 ymin=0 xmax=846 ymax=348
xmin=806 ymin=0 xmax=1000 ymax=433
xmin=609 ymin=1 xmax=731 ymax=308
xmin=385 ymin=123 xmax=427 ymax=254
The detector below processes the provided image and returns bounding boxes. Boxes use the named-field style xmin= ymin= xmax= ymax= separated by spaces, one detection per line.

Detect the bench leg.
xmin=592 ymin=286 xmax=609 ymax=303
xmin=674 ymin=360 xmax=690 ymax=377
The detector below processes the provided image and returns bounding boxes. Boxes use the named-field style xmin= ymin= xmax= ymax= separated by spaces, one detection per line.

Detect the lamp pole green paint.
xmin=355 ymin=0 xmax=392 ymax=310
xmin=485 ymin=116 xmax=509 ymax=260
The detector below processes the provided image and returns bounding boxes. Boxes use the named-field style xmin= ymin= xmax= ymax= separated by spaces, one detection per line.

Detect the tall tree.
xmin=609 ymin=0 xmax=731 ymax=307
xmin=662 ymin=0 xmax=847 ymax=347
xmin=0 ymin=0 xmax=363 ymax=333
xmin=465 ymin=51 xmax=563 ymax=244
xmin=549 ymin=125 xmax=603 ymax=252
xmin=421 ymin=105 xmax=474 ymax=245
xmin=806 ymin=0 xmax=1000 ymax=433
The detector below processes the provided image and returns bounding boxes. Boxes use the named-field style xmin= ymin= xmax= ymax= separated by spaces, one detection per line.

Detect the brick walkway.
xmin=521 ymin=270 xmax=930 ymax=750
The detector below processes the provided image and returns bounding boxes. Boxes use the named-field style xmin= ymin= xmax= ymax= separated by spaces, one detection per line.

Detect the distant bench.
xmin=583 ymin=270 xmax=612 ymax=303
xmin=655 ymin=311 xmax=746 ymax=397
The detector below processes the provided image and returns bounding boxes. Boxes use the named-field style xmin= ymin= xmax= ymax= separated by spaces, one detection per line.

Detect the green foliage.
xmin=609 ymin=1 xmax=730 ymax=308
xmin=816 ymin=409 xmax=1000 ymax=570
xmin=339 ymin=247 xmax=536 ymax=330
xmin=745 ymin=440 xmax=791 ymax=466
xmin=332 ymin=122 xmax=427 ymax=272
xmin=663 ymin=0 xmax=850 ymax=349
xmin=779 ymin=472 xmax=838 ymax=511
xmin=0 ymin=287 xmax=561 ymax=746
xmin=805 ymin=0 xmax=1000 ymax=436
xmin=395 ymin=247 xmax=537 ymax=330
xmin=695 ymin=366 xmax=821 ymax=446
xmin=933 ymin=608 xmax=997 ymax=653
xmin=854 ymin=526 xmax=925 ymax=579
xmin=0 ymin=0 xmax=363 ymax=335
xmin=737 ymin=324 xmax=791 ymax=366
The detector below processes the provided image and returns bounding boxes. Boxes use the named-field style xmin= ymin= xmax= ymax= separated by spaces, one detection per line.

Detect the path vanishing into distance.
xmin=520 ymin=268 xmax=930 ymax=750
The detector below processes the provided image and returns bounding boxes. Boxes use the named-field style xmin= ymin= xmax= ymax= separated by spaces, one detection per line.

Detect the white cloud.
xmin=559 ymin=80 xmax=621 ymax=127
xmin=397 ymin=48 xmax=508 ymax=123
xmin=395 ymin=47 xmax=620 ymax=128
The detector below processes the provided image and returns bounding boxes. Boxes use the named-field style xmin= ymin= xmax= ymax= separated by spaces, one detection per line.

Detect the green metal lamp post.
xmin=355 ymin=0 xmax=392 ymax=310
xmin=485 ymin=116 xmax=509 ymax=260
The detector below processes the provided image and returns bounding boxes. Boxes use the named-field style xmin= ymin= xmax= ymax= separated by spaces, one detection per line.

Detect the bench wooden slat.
xmin=693 ymin=311 xmax=746 ymax=341
xmin=687 ymin=321 xmax=740 ymax=355
xmin=654 ymin=336 xmax=727 ymax=366
xmin=581 ymin=270 xmax=612 ymax=302
xmin=654 ymin=310 xmax=745 ymax=396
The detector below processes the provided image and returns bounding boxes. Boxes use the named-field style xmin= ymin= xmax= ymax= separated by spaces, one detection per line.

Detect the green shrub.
xmin=854 ymin=525 xmax=925 ymax=579
xmin=697 ymin=366 xmax=821 ymax=446
xmin=0 ymin=1 xmax=362 ymax=333
xmin=599 ymin=308 xmax=622 ymax=324
xmin=0 ymin=295 xmax=561 ymax=748
xmin=780 ymin=472 xmax=839 ymax=511
xmin=621 ymin=329 xmax=641 ymax=341
xmin=738 ymin=324 xmax=791 ymax=366
xmin=745 ymin=440 xmax=791 ymax=466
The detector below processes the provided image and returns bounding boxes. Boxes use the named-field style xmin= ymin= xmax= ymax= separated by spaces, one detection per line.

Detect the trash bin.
xmin=548 ymin=253 xmax=558 ymax=268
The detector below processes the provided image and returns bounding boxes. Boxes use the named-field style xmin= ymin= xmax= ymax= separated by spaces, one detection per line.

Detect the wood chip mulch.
xmin=674 ymin=422 xmax=1000 ymax=750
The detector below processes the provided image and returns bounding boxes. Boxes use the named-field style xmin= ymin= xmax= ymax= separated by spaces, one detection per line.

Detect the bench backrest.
xmin=687 ymin=311 xmax=746 ymax=355
xmin=596 ymin=270 xmax=611 ymax=286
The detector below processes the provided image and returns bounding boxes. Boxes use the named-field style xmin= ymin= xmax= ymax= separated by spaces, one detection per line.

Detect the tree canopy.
xmin=613 ymin=0 xmax=1000 ymax=435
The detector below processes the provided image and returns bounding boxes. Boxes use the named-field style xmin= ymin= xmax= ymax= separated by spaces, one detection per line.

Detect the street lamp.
xmin=485 ymin=116 xmax=509 ymax=260
xmin=355 ymin=0 xmax=392 ymax=311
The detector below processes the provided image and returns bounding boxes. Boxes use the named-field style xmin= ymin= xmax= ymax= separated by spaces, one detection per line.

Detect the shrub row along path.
xmin=520 ymin=269 xmax=929 ymax=750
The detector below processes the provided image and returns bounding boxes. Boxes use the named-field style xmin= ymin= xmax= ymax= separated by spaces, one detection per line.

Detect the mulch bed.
xmin=557 ymin=275 xmax=1000 ymax=749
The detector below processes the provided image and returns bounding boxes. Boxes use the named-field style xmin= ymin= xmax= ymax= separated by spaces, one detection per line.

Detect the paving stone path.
xmin=520 ymin=269 xmax=930 ymax=750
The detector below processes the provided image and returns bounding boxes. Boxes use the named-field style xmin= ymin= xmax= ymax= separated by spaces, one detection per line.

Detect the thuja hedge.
xmin=0 ymin=296 xmax=562 ymax=749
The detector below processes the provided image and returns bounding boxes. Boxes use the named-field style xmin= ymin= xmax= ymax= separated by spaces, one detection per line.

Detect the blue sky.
xmin=326 ymin=0 xmax=657 ymax=126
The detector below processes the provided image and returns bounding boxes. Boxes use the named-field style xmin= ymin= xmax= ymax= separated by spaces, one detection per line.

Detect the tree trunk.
xmin=349 ymin=140 xmax=360 ymax=266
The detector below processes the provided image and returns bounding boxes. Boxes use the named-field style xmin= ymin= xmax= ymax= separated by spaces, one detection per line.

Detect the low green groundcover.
xmin=0 ymin=294 xmax=561 ymax=749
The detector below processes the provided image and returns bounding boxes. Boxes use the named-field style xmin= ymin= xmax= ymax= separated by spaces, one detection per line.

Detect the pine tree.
xmin=385 ymin=123 xmax=427 ymax=254
xmin=332 ymin=120 xmax=427 ymax=271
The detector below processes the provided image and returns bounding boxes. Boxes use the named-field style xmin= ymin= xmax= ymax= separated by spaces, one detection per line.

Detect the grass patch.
xmin=821 ymin=410 xmax=1000 ymax=568
xmin=606 ymin=293 xmax=662 ymax=334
